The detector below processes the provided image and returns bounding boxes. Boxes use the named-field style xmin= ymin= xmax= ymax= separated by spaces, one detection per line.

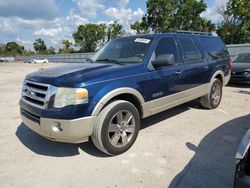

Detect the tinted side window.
xmin=154 ymin=37 xmax=179 ymax=65
xmin=178 ymin=36 xmax=202 ymax=62
xmin=200 ymin=37 xmax=228 ymax=61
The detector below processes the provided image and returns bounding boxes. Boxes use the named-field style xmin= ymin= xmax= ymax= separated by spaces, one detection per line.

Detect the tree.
xmin=23 ymin=50 xmax=35 ymax=56
xmin=144 ymin=0 xmax=176 ymax=33
xmin=47 ymin=46 xmax=56 ymax=54
xmin=173 ymin=0 xmax=207 ymax=31
xmin=228 ymin=0 xmax=250 ymax=27
xmin=73 ymin=23 xmax=106 ymax=52
xmin=131 ymin=18 xmax=149 ymax=34
xmin=33 ymin=38 xmax=47 ymax=54
xmin=133 ymin=0 xmax=210 ymax=33
xmin=216 ymin=5 xmax=250 ymax=44
xmin=0 ymin=44 xmax=6 ymax=55
xmin=107 ymin=21 xmax=123 ymax=41
xmin=199 ymin=19 xmax=216 ymax=32
xmin=5 ymin=42 xmax=24 ymax=56
xmin=227 ymin=0 xmax=250 ymax=42
xmin=58 ymin=39 xmax=74 ymax=54
xmin=62 ymin=39 xmax=73 ymax=50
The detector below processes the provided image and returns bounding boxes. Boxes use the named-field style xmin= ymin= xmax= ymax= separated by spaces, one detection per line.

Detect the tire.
xmin=91 ymin=100 xmax=140 ymax=155
xmin=201 ymin=78 xmax=222 ymax=109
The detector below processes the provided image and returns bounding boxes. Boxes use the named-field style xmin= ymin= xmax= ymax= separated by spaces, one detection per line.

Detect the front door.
xmin=146 ymin=36 xmax=186 ymax=114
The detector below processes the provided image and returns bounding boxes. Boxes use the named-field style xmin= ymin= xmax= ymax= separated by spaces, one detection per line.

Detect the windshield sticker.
xmin=134 ymin=38 xmax=150 ymax=44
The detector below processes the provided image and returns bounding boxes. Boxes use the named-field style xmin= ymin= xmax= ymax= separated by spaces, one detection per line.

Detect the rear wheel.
xmin=201 ymin=78 xmax=222 ymax=109
xmin=91 ymin=100 xmax=140 ymax=155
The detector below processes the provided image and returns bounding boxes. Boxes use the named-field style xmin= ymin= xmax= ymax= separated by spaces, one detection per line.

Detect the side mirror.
xmin=153 ymin=54 xmax=175 ymax=67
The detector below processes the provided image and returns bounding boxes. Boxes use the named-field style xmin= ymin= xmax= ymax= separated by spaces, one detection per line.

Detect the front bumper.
xmin=234 ymin=129 xmax=250 ymax=188
xmin=230 ymin=74 xmax=250 ymax=84
xmin=20 ymin=109 xmax=97 ymax=143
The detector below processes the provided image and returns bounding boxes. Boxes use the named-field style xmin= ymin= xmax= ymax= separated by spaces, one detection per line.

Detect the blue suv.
xmin=20 ymin=31 xmax=231 ymax=155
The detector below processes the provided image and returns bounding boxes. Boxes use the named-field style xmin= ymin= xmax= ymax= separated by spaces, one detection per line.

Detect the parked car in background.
xmin=19 ymin=31 xmax=231 ymax=155
xmin=234 ymin=129 xmax=250 ymax=187
xmin=29 ymin=59 xmax=48 ymax=64
xmin=230 ymin=53 xmax=250 ymax=84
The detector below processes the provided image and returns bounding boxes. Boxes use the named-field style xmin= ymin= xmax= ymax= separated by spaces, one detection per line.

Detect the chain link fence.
xmin=5 ymin=44 xmax=250 ymax=63
xmin=14 ymin=52 xmax=95 ymax=63
xmin=226 ymin=44 xmax=250 ymax=58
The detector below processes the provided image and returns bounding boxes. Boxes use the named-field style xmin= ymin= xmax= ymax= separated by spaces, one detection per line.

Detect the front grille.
xmin=232 ymin=71 xmax=245 ymax=75
xmin=21 ymin=80 xmax=57 ymax=109
xmin=21 ymin=108 xmax=40 ymax=124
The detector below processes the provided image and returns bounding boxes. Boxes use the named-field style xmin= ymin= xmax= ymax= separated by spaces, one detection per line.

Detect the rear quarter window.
xmin=200 ymin=37 xmax=228 ymax=61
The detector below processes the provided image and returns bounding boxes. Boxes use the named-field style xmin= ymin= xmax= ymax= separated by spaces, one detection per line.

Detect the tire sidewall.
xmin=209 ymin=79 xmax=222 ymax=109
xmin=101 ymin=101 xmax=140 ymax=155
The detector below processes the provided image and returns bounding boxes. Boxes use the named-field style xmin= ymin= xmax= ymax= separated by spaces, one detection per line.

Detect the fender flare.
xmin=91 ymin=87 xmax=145 ymax=116
xmin=210 ymin=70 xmax=224 ymax=85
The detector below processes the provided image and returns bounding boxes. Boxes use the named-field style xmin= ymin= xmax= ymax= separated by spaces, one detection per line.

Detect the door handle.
xmin=203 ymin=65 xmax=209 ymax=69
xmin=175 ymin=70 xmax=183 ymax=75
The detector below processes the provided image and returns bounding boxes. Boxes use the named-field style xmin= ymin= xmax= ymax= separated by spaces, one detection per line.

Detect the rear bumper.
xmin=20 ymin=110 xmax=97 ymax=143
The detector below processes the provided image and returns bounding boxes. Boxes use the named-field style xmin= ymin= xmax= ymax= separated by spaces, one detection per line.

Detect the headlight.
xmin=54 ymin=88 xmax=88 ymax=108
xmin=243 ymin=71 xmax=249 ymax=75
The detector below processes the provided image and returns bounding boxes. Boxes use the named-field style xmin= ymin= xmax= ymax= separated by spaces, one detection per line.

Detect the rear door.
xmin=177 ymin=35 xmax=209 ymax=90
xmin=198 ymin=36 xmax=230 ymax=81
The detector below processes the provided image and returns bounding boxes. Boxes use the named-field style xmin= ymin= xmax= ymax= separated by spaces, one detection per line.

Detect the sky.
xmin=0 ymin=0 xmax=228 ymax=50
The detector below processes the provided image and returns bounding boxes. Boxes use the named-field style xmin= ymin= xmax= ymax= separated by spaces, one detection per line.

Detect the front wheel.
xmin=201 ymin=78 xmax=222 ymax=109
xmin=91 ymin=100 xmax=140 ymax=155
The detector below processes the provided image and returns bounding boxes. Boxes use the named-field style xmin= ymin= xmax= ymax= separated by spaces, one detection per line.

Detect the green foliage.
xmin=73 ymin=23 xmax=107 ymax=52
xmin=0 ymin=42 xmax=24 ymax=56
xmin=33 ymin=38 xmax=47 ymax=54
xmin=62 ymin=39 xmax=73 ymax=50
xmin=23 ymin=50 xmax=35 ymax=56
xmin=58 ymin=39 xmax=74 ymax=54
xmin=217 ymin=3 xmax=250 ymax=44
xmin=199 ymin=19 xmax=216 ymax=32
xmin=131 ymin=18 xmax=149 ymax=34
xmin=140 ymin=0 xmax=210 ymax=33
xmin=107 ymin=21 xmax=123 ymax=41
xmin=145 ymin=0 xmax=176 ymax=33
xmin=228 ymin=0 xmax=250 ymax=26
xmin=228 ymin=0 xmax=250 ymax=42
xmin=47 ymin=46 xmax=56 ymax=54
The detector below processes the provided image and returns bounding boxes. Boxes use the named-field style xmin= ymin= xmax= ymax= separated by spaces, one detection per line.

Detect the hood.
xmin=26 ymin=62 xmax=140 ymax=87
xmin=232 ymin=63 xmax=250 ymax=72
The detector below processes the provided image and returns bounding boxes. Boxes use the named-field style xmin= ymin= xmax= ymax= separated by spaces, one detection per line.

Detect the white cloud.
xmin=33 ymin=27 xmax=63 ymax=37
xmin=0 ymin=0 xmax=59 ymax=20
xmin=16 ymin=37 xmax=32 ymax=45
xmin=73 ymin=0 xmax=104 ymax=18
xmin=104 ymin=7 xmax=144 ymax=29
xmin=118 ymin=0 xmax=130 ymax=7
xmin=66 ymin=9 xmax=88 ymax=26
xmin=201 ymin=0 xmax=229 ymax=23
xmin=0 ymin=0 xmax=144 ymax=50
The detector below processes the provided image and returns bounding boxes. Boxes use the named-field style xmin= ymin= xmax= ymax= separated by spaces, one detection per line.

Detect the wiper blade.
xmin=96 ymin=59 xmax=124 ymax=65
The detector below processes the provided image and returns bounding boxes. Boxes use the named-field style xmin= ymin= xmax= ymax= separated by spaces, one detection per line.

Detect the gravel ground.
xmin=0 ymin=63 xmax=249 ymax=188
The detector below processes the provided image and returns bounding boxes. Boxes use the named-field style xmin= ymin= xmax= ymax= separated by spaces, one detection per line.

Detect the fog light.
xmin=52 ymin=123 xmax=63 ymax=132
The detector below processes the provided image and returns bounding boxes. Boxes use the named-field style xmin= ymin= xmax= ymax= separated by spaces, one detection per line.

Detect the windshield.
xmin=92 ymin=36 xmax=153 ymax=64
xmin=233 ymin=53 xmax=250 ymax=63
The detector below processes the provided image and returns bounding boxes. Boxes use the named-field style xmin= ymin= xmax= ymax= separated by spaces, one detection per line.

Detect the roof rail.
xmin=175 ymin=30 xmax=212 ymax=36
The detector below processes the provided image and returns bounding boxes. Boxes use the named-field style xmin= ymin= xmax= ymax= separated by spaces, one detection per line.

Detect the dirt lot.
xmin=0 ymin=63 xmax=249 ymax=188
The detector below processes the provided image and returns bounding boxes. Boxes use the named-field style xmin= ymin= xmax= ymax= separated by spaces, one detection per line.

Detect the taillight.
xmin=227 ymin=57 xmax=232 ymax=70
